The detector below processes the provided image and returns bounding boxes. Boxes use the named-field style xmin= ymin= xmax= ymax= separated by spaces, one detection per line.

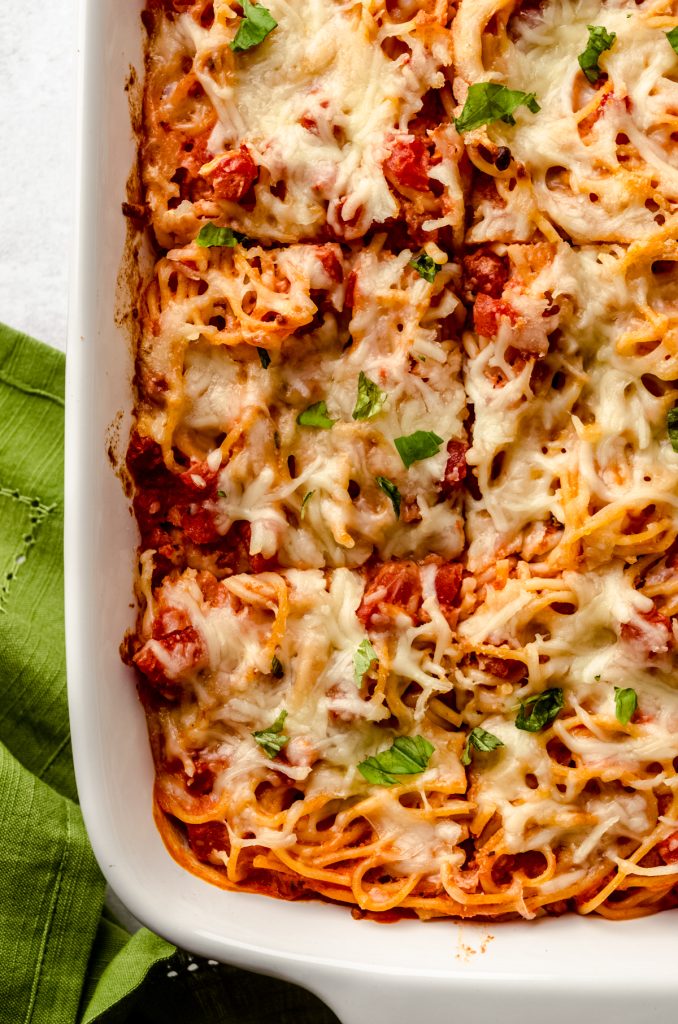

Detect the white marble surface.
xmin=0 ymin=1 xmax=78 ymax=351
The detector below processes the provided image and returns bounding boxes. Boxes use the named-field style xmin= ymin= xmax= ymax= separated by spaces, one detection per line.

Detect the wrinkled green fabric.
xmin=0 ymin=323 xmax=339 ymax=1024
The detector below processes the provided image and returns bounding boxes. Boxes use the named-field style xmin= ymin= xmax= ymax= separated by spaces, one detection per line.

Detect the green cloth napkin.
xmin=0 ymin=323 xmax=339 ymax=1024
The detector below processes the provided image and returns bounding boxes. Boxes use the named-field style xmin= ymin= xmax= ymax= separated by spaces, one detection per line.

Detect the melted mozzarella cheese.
xmin=367 ymin=800 xmax=465 ymax=875
xmin=465 ymin=563 xmax=678 ymax=866
xmin=143 ymin=567 xmax=465 ymax=859
xmin=135 ymin=0 xmax=678 ymax=918
xmin=176 ymin=0 xmax=453 ymax=240
xmin=456 ymin=0 xmax=678 ymax=244
xmin=464 ymin=238 xmax=678 ymax=571
xmin=144 ymin=242 xmax=467 ymax=569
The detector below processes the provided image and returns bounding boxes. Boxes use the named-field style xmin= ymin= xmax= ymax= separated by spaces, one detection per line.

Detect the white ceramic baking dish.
xmin=65 ymin=2 xmax=678 ymax=1021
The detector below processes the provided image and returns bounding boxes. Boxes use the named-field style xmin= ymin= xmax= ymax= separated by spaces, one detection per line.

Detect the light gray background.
xmin=0 ymin=2 xmax=77 ymax=351
xmin=0 ymin=1 xmax=142 ymax=930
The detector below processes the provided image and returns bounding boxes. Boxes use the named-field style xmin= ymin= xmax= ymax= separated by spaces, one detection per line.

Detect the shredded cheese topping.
xmin=143 ymin=0 xmax=463 ymax=245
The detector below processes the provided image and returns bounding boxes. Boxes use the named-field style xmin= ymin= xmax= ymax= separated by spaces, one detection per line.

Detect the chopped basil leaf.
xmin=410 ymin=253 xmax=440 ymax=283
xmin=300 ymin=490 xmax=315 ymax=519
xmin=257 ymin=347 xmax=271 ymax=369
xmin=273 ymin=430 xmax=281 ymax=449
xmin=217 ymin=489 xmax=226 ymax=498
xmin=668 ymin=406 xmax=678 ymax=452
xmin=358 ymin=735 xmax=434 ymax=786
xmin=252 ymin=709 xmax=288 ymax=758
xmin=230 ymin=0 xmax=277 ymax=53
xmin=297 ymin=401 xmax=336 ymax=429
xmin=515 ymin=688 xmax=564 ymax=732
xmin=271 ymin=654 xmax=284 ymax=678
xmin=394 ymin=430 xmax=444 ymax=468
xmin=578 ymin=25 xmax=616 ymax=83
xmin=667 ymin=27 xmax=678 ymax=54
xmin=354 ymin=638 xmax=377 ymax=688
xmin=196 ymin=223 xmax=250 ymax=248
xmin=454 ymin=83 xmax=540 ymax=133
xmin=352 ymin=371 xmax=386 ymax=421
xmin=614 ymin=686 xmax=638 ymax=725
xmin=461 ymin=727 xmax=504 ymax=766
xmin=376 ymin=476 xmax=401 ymax=518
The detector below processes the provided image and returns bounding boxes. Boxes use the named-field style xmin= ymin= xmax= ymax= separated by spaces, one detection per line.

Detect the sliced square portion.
xmin=142 ymin=0 xmax=464 ymax=246
xmin=456 ymin=557 xmax=678 ymax=919
xmin=462 ymin=237 xmax=678 ymax=572
xmin=131 ymin=560 xmax=472 ymax=916
xmin=131 ymin=239 xmax=468 ymax=573
xmin=454 ymin=0 xmax=678 ymax=245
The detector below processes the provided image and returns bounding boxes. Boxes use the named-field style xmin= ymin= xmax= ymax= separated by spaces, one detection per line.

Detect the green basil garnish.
xmin=358 ymin=735 xmax=434 ymax=786
xmin=230 ymin=0 xmax=277 ymax=53
xmin=667 ymin=406 xmax=678 ymax=452
xmin=196 ymin=223 xmax=250 ymax=248
xmin=300 ymin=491 xmax=315 ymax=519
xmin=394 ymin=430 xmax=443 ymax=468
xmin=297 ymin=401 xmax=335 ymax=429
xmin=271 ymin=655 xmax=284 ymax=678
xmin=461 ymin=727 xmax=505 ymax=766
xmin=614 ymin=687 xmax=637 ymax=725
xmin=410 ymin=253 xmax=440 ymax=283
xmin=354 ymin=638 xmax=378 ymax=688
xmin=253 ymin=709 xmax=288 ymax=758
xmin=352 ymin=371 xmax=386 ymax=421
xmin=578 ymin=25 xmax=616 ymax=83
xmin=515 ymin=688 xmax=564 ymax=732
xmin=376 ymin=476 xmax=401 ymax=518
xmin=455 ymin=83 xmax=540 ymax=133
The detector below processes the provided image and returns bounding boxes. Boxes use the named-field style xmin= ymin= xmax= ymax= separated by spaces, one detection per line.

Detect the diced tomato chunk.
xmin=186 ymin=821 xmax=230 ymax=862
xmin=435 ymin=563 xmax=463 ymax=608
xmin=621 ymin=607 xmax=672 ymax=655
xmin=134 ymin=626 xmax=206 ymax=696
xmin=177 ymin=462 xmax=218 ymax=496
xmin=315 ymin=245 xmax=343 ymax=283
xmin=357 ymin=562 xmax=422 ymax=628
xmin=152 ymin=607 xmax=190 ymax=638
xmin=209 ymin=146 xmax=258 ymax=201
xmin=127 ymin=433 xmax=224 ymax=556
xmin=127 ymin=434 xmax=217 ymax=501
xmin=478 ymin=656 xmax=527 ymax=682
xmin=181 ymin=507 xmax=220 ymax=545
xmin=383 ymin=137 xmax=431 ymax=192
xmin=473 ymin=293 xmax=518 ymax=338
xmin=658 ymin=831 xmax=678 ymax=864
xmin=126 ymin=431 xmax=165 ymax=478
xmin=299 ymin=114 xmax=319 ymax=134
xmin=440 ymin=439 xmax=468 ymax=497
xmin=463 ymin=249 xmax=509 ymax=297
xmin=344 ymin=271 xmax=357 ymax=309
